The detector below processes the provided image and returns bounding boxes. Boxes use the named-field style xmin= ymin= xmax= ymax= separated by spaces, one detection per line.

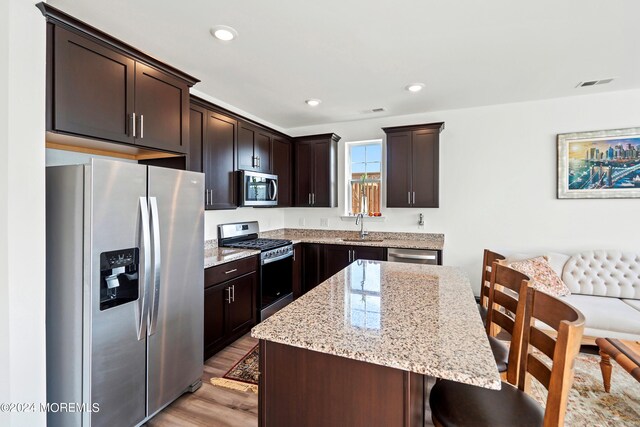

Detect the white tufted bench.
xmin=505 ymin=250 xmax=640 ymax=341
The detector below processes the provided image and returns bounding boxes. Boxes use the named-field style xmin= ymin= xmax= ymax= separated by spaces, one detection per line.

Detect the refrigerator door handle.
xmin=137 ymin=197 xmax=151 ymax=340
xmin=148 ymin=197 xmax=162 ymax=336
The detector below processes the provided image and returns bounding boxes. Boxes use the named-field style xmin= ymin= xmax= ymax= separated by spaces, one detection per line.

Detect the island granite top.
xmin=251 ymin=261 xmax=501 ymax=390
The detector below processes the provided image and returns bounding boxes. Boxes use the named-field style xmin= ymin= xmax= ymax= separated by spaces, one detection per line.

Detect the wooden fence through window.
xmin=350 ymin=181 xmax=381 ymax=215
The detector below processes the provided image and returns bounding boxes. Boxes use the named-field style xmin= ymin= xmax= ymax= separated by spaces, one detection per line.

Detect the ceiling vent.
xmin=576 ymin=78 xmax=615 ymax=88
xmin=363 ymin=107 xmax=386 ymax=114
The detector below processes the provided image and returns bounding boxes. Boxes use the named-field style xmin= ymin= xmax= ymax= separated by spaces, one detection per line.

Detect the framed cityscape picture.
xmin=557 ymin=127 xmax=640 ymax=199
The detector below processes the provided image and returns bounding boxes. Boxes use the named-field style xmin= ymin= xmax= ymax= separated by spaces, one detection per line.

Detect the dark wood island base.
xmin=259 ymin=340 xmax=426 ymax=427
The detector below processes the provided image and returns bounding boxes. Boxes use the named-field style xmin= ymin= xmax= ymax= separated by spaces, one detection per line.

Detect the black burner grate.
xmin=224 ymin=238 xmax=291 ymax=251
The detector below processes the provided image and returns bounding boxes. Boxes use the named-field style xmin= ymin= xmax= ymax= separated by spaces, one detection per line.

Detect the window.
xmin=347 ymin=141 xmax=382 ymax=216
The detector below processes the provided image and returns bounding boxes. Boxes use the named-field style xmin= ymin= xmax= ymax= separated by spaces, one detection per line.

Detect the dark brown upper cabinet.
xmin=383 ymin=123 xmax=444 ymax=208
xmin=189 ymin=99 xmax=237 ymax=210
xmin=293 ymin=134 xmax=341 ymax=207
xmin=51 ymin=25 xmax=135 ymax=145
xmin=238 ymin=122 xmax=272 ymax=173
xmin=41 ymin=4 xmax=198 ymax=155
xmin=272 ymin=136 xmax=293 ymax=207
xmin=134 ymin=63 xmax=190 ymax=154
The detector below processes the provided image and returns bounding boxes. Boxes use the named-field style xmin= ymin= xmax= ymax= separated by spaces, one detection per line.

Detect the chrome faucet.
xmin=355 ymin=213 xmax=368 ymax=240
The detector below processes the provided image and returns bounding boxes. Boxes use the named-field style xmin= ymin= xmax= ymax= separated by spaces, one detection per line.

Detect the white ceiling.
xmin=49 ymin=0 xmax=640 ymax=129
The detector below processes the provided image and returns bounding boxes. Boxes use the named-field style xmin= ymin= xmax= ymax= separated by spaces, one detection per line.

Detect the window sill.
xmin=339 ymin=215 xmax=387 ymax=222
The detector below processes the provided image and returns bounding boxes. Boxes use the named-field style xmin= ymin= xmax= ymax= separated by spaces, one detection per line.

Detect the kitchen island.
xmin=251 ymin=261 xmax=500 ymax=427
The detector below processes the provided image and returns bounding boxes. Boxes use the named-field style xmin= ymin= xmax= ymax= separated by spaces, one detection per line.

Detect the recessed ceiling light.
xmin=405 ymin=83 xmax=425 ymax=93
xmin=305 ymin=99 xmax=322 ymax=107
xmin=210 ymin=25 xmax=238 ymax=42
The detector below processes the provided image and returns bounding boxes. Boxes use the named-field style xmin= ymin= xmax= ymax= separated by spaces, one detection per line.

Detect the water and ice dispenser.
xmin=100 ymin=248 xmax=139 ymax=310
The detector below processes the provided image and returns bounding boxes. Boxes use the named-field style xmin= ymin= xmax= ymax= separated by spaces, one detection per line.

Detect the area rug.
xmin=210 ymin=344 xmax=259 ymax=394
xmin=529 ymin=352 xmax=640 ymax=426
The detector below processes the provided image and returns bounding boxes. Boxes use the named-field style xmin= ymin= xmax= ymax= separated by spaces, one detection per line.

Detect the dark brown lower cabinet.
xmin=301 ymin=244 xmax=322 ymax=294
xmin=259 ymin=340 xmax=425 ymax=427
xmin=322 ymin=244 xmax=386 ymax=282
xmin=204 ymin=258 xmax=258 ymax=360
xmin=321 ymin=245 xmax=352 ymax=282
xmin=227 ymin=273 xmax=257 ymax=335
xmin=300 ymin=244 xmax=387 ymax=296
xmin=203 ymin=284 xmax=226 ymax=357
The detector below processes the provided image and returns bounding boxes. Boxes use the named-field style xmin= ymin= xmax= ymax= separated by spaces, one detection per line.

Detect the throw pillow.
xmin=508 ymin=256 xmax=571 ymax=298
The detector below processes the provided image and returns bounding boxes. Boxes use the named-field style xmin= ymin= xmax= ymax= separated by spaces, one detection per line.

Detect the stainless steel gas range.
xmin=218 ymin=222 xmax=293 ymax=321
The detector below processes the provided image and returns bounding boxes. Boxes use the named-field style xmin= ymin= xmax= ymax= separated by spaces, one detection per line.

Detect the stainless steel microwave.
xmin=239 ymin=170 xmax=278 ymax=206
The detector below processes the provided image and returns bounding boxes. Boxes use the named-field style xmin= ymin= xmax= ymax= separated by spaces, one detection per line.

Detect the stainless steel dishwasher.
xmin=387 ymin=248 xmax=440 ymax=265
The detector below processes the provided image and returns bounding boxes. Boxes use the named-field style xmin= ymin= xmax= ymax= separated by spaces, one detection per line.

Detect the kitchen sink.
xmin=341 ymin=238 xmax=384 ymax=243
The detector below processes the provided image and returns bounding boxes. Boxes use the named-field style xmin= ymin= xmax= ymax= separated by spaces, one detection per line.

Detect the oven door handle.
xmin=262 ymin=251 xmax=293 ymax=265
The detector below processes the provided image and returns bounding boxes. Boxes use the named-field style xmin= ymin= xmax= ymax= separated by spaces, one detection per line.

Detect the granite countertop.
xmin=204 ymin=228 xmax=444 ymax=268
xmin=204 ymin=246 xmax=260 ymax=269
xmin=251 ymin=261 xmax=501 ymax=390
xmin=262 ymin=228 xmax=444 ymax=250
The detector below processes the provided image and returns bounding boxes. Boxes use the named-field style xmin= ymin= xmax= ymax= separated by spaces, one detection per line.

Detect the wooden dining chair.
xmin=478 ymin=249 xmax=505 ymax=325
xmin=485 ymin=262 xmax=529 ymax=382
xmin=429 ymin=285 xmax=585 ymax=427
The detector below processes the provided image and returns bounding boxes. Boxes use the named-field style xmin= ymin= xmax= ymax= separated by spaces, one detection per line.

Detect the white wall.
xmin=0 ymin=0 xmax=47 ymax=426
xmin=205 ymin=208 xmax=286 ymax=241
xmin=284 ymin=89 xmax=640 ymax=293
xmin=0 ymin=0 xmax=9 ymax=420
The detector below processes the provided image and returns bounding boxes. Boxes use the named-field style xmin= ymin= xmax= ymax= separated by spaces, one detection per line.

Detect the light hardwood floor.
xmin=146 ymin=334 xmax=259 ymax=427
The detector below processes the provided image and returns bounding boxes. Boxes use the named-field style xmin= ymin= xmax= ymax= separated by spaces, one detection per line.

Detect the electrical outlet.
xmin=299 ymin=217 xmax=306 ymax=227
xmin=320 ymin=218 xmax=329 ymax=228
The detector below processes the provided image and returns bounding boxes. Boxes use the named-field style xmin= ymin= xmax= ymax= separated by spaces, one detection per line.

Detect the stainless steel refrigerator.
xmin=46 ymin=159 xmax=204 ymax=427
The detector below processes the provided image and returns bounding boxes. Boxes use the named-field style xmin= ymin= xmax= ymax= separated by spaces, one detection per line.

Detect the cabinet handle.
xmin=140 ymin=114 xmax=144 ymax=139
xmin=352 ymin=250 xmax=356 ymax=261
xmin=348 ymin=249 xmax=352 ymax=263
xmin=224 ymin=268 xmax=238 ymax=275
xmin=131 ymin=113 xmax=136 ymax=138
xmin=312 ymin=193 xmax=316 ymax=205
xmin=257 ymin=156 xmax=261 ymax=168
xmin=308 ymin=193 xmax=311 ymax=205
xmin=205 ymin=189 xmax=208 ymax=206
xmin=232 ymin=285 xmax=235 ymax=302
xmin=408 ymin=192 xmax=411 ymax=205
xmin=413 ymin=192 xmax=416 ymax=205
xmin=226 ymin=287 xmax=232 ymax=303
